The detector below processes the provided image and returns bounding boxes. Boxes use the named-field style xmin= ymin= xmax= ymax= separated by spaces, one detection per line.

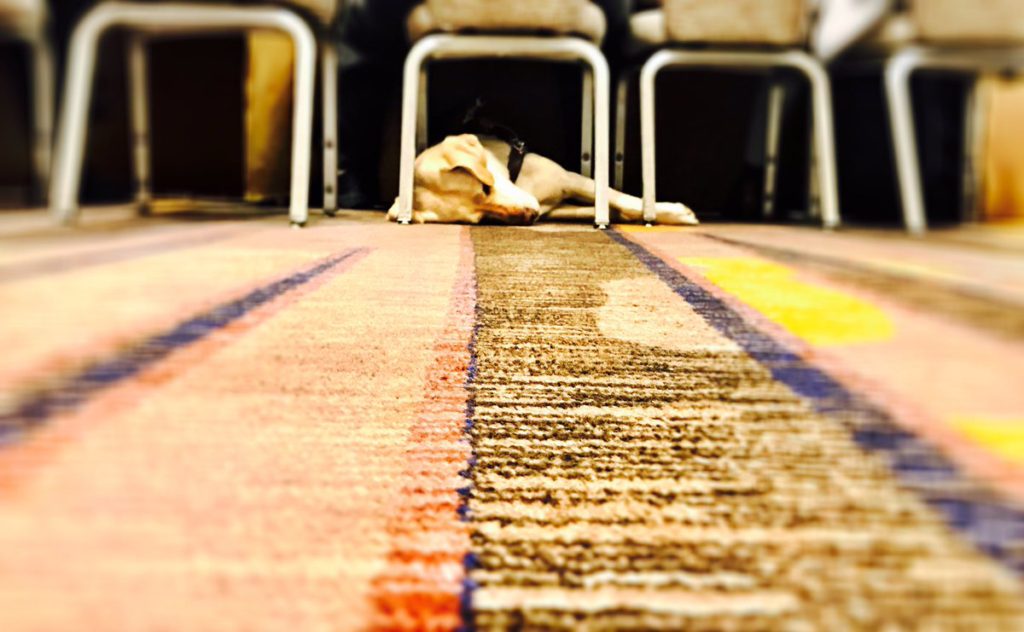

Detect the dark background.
xmin=0 ymin=2 xmax=968 ymax=226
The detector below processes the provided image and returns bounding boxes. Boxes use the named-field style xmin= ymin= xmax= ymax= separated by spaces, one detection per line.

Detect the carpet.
xmin=0 ymin=214 xmax=1021 ymax=630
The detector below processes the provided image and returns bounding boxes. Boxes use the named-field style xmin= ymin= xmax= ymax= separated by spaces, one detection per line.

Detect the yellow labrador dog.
xmin=387 ymin=134 xmax=699 ymax=226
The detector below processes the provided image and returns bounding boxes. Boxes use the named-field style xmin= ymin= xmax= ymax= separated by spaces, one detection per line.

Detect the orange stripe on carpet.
xmin=369 ymin=229 xmax=476 ymax=631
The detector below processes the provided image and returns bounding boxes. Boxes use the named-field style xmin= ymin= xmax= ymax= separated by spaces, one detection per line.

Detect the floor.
xmin=1 ymin=207 xmax=1022 ymax=629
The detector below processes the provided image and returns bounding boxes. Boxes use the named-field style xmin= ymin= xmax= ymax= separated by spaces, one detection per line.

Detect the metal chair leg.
xmin=762 ymin=80 xmax=785 ymax=219
xmin=127 ymin=33 xmax=151 ymax=215
xmin=397 ymin=37 xmax=437 ymax=224
xmin=282 ymin=14 xmax=315 ymax=226
xmin=322 ymin=44 xmax=339 ymax=216
xmin=885 ymin=48 xmax=928 ymax=235
xmin=614 ymin=70 xmax=630 ymax=192
xmin=581 ymin=64 xmax=593 ymax=178
xmin=29 ymin=34 xmax=54 ymax=205
xmin=416 ymin=65 xmax=429 ymax=153
xmin=960 ymin=77 xmax=981 ymax=222
xmin=50 ymin=8 xmax=105 ymax=224
xmin=640 ymin=51 xmax=671 ymax=225
xmin=787 ymin=52 xmax=839 ymax=230
xmin=585 ymin=47 xmax=611 ymax=229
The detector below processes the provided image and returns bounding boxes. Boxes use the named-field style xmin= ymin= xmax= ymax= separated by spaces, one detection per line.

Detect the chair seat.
xmin=662 ymin=0 xmax=809 ymax=47
xmin=406 ymin=0 xmax=606 ymax=44
xmin=276 ymin=0 xmax=337 ymax=27
xmin=915 ymin=0 xmax=1024 ymax=46
xmin=868 ymin=2 xmax=1024 ymax=49
xmin=127 ymin=0 xmax=339 ymax=27
xmin=0 ymin=0 xmax=44 ymax=33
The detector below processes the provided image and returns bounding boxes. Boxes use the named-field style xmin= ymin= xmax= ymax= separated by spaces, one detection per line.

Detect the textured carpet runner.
xmin=454 ymin=228 xmax=1023 ymax=629
xmin=0 ymin=216 xmax=1022 ymax=630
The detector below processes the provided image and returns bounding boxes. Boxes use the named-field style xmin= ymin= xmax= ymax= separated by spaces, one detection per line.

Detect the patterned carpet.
xmin=0 ymin=212 xmax=1022 ymax=630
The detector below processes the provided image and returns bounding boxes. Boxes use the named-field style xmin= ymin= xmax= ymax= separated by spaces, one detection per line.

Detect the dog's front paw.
xmin=655 ymin=202 xmax=699 ymax=226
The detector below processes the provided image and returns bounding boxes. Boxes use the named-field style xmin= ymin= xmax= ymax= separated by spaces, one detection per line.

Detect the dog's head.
xmin=403 ymin=134 xmax=540 ymax=225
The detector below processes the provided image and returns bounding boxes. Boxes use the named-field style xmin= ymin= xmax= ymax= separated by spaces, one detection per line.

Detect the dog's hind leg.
xmin=552 ymin=172 xmax=699 ymax=226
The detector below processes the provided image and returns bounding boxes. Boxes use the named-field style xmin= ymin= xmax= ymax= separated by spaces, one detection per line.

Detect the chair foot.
xmin=595 ymin=223 xmax=608 ymax=230
xmin=323 ymin=208 xmax=337 ymax=218
xmin=290 ymin=221 xmax=305 ymax=229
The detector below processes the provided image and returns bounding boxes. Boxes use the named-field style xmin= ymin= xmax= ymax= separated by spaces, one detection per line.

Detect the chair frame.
xmin=637 ymin=48 xmax=840 ymax=228
xmin=395 ymin=33 xmax=612 ymax=228
xmin=322 ymin=43 xmax=339 ymax=216
xmin=1 ymin=12 xmax=54 ymax=204
xmin=884 ymin=45 xmax=1024 ymax=234
xmin=50 ymin=1 xmax=317 ymax=226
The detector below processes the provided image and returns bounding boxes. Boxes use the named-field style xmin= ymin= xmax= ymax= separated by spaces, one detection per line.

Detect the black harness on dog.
xmin=461 ymin=100 xmax=528 ymax=182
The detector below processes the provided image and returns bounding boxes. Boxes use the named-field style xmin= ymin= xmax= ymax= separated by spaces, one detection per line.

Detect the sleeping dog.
xmin=387 ymin=134 xmax=699 ymax=226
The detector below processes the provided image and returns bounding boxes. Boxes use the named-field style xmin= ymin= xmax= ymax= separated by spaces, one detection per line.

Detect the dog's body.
xmin=387 ymin=134 xmax=699 ymax=226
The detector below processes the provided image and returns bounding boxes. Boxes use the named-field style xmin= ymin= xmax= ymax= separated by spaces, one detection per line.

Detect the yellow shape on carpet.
xmin=682 ymin=257 xmax=894 ymax=346
xmin=952 ymin=418 xmax=1024 ymax=465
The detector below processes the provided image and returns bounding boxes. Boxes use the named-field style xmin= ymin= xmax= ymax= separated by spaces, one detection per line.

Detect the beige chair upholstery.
xmin=0 ymin=0 xmax=44 ymax=32
xmin=869 ymin=1 xmax=1024 ymax=49
xmin=130 ymin=0 xmax=339 ymax=26
xmin=914 ymin=0 xmax=1024 ymax=45
xmin=407 ymin=0 xmax=607 ymax=43
xmin=280 ymin=0 xmax=337 ymax=26
xmin=663 ymin=0 xmax=809 ymax=46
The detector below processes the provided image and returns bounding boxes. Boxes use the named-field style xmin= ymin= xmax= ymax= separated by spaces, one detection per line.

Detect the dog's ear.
xmin=440 ymin=135 xmax=495 ymax=187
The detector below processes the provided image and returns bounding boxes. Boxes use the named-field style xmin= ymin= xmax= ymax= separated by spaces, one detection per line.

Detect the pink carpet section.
xmin=0 ymin=218 xmax=472 ymax=630
xmin=368 ymin=230 xmax=476 ymax=631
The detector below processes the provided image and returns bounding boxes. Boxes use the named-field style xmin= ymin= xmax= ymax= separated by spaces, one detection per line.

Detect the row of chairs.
xmin=3 ymin=1 xmax=1023 ymax=232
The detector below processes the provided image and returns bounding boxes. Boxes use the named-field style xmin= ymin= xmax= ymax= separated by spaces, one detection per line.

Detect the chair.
xmin=869 ymin=1 xmax=1024 ymax=234
xmin=0 ymin=0 xmax=54 ymax=203
xmin=620 ymin=0 xmax=840 ymax=228
xmin=394 ymin=0 xmax=613 ymax=228
xmin=49 ymin=0 xmax=339 ymax=227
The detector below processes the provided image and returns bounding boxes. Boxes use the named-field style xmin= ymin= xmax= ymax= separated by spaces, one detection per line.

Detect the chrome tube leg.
xmin=322 ymin=44 xmax=339 ymax=216
xmin=885 ymin=48 xmax=928 ymax=234
xmin=762 ymin=80 xmax=785 ymax=219
xmin=29 ymin=33 xmax=54 ymax=205
xmin=280 ymin=12 xmax=315 ymax=226
xmin=49 ymin=8 xmax=111 ymax=224
xmin=581 ymin=64 xmax=593 ymax=178
xmin=793 ymin=52 xmax=840 ymax=230
xmin=127 ymin=33 xmax=151 ymax=214
xmin=398 ymin=36 xmax=445 ymax=223
xmin=416 ymin=63 xmax=428 ymax=153
xmin=640 ymin=51 xmax=672 ymax=225
xmin=960 ymin=77 xmax=981 ymax=222
xmin=614 ymin=70 xmax=630 ymax=191
xmin=582 ymin=44 xmax=610 ymax=228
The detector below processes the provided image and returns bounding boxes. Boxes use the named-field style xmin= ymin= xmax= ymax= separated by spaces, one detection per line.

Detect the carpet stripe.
xmin=0 ymin=226 xmax=243 ymax=284
xmin=608 ymin=228 xmax=1024 ymax=575
xmin=0 ymin=247 xmax=367 ymax=444
xmin=367 ymin=229 xmax=477 ymax=631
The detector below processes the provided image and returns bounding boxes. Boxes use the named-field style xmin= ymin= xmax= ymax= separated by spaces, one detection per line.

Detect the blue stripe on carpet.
xmin=608 ymin=229 xmax=1024 ymax=575
xmin=459 ymin=261 xmax=482 ymax=632
xmin=1 ymin=247 xmax=367 ymax=444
